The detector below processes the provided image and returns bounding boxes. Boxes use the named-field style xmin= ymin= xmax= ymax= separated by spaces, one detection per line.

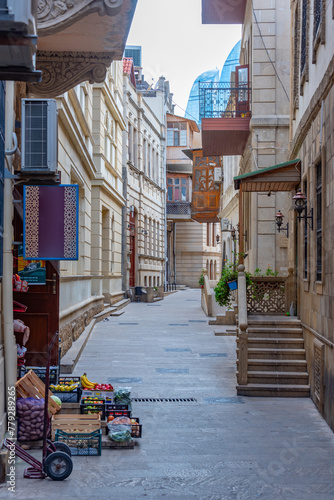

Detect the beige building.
xmin=58 ymin=62 xmax=126 ymax=355
xmin=166 ymin=114 xmax=221 ymax=287
xmin=289 ymin=0 xmax=334 ymax=431
xmin=202 ymin=0 xmax=292 ymax=275
xmin=0 ymin=1 xmax=137 ymax=451
xmin=123 ymin=61 xmax=173 ymax=291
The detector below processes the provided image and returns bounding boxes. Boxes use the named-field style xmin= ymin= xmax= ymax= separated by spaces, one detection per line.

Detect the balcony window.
xmin=167 ymin=122 xmax=187 ymax=146
xmin=301 ymin=0 xmax=308 ymax=75
xmin=167 ymin=177 xmax=188 ymax=202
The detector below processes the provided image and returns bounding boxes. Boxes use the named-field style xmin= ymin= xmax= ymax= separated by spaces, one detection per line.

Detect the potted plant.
xmin=198 ymin=270 xmax=206 ymax=288
xmin=214 ymin=255 xmax=252 ymax=308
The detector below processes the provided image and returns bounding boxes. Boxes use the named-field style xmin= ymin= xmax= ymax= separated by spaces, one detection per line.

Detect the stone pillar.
xmin=237 ymin=265 xmax=248 ymax=385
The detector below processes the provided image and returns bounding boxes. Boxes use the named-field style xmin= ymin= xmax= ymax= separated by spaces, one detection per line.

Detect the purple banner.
xmin=23 ymin=185 xmax=78 ymax=260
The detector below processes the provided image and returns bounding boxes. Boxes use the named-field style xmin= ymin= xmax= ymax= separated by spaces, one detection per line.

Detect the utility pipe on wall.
xmin=3 ymin=81 xmax=16 ymax=397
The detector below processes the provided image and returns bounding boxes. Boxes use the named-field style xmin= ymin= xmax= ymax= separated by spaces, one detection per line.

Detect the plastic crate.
xmin=106 ymin=408 xmax=131 ymax=418
xmin=20 ymin=366 xmax=59 ymax=385
xmin=106 ymin=403 xmax=130 ymax=412
xmin=80 ymin=402 xmax=105 ymax=420
xmin=81 ymin=389 xmax=113 ymax=401
xmin=106 ymin=417 xmax=141 ymax=439
xmin=55 ymin=429 xmax=102 ymax=456
xmin=51 ymin=389 xmax=81 ymax=403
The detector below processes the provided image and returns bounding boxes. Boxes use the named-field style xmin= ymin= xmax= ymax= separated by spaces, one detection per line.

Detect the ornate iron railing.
xmin=167 ymin=202 xmax=191 ymax=216
xmin=199 ymin=82 xmax=252 ymax=120
xmin=247 ymin=277 xmax=287 ymax=314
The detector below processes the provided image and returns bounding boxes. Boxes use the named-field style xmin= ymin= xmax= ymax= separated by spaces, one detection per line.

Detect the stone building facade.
xmin=123 ymin=66 xmax=173 ymax=290
xmin=289 ymin=0 xmax=334 ymax=431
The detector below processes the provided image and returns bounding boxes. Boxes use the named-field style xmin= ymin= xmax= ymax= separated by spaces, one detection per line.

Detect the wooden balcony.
xmin=191 ymin=150 xmax=220 ymax=223
xmin=202 ymin=0 xmax=247 ymax=24
xmin=202 ymin=117 xmax=251 ymax=156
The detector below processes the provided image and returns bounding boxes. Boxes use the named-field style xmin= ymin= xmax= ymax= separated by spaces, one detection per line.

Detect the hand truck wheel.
xmin=44 ymin=451 xmax=73 ymax=481
xmin=47 ymin=441 xmax=72 ymax=456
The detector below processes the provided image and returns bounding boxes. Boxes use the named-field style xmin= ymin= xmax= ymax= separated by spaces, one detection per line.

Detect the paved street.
xmin=2 ymin=289 xmax=334 ymax=499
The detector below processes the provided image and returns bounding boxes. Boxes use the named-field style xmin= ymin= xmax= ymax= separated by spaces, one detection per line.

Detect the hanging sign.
xmin=23 ymin=184 xmax=79 ymax=260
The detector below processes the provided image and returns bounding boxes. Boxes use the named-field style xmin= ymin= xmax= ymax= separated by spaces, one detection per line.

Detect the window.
xmin=157 ymin=222 xmax=160 ymax=258
xmin=128 ymin=122 xmax=133 ymax=163
xmin=148 ymin=143 xmax=151 ymax=177
xmin=207 ymin=223 xmax=210 ymax=247
xmin=314 ymin=0 xmax=322 ymax=38
xmin=133 ymin=128 xmax=138 ymax=167
xmin=316 ymin=162 xmax=322 ymax=281
xmin=156 ymin=152 xmax=159 ymax=183
xmin=143 ymin=138 xmax=147 ymax=174
xmin=167 ymin=176 xmax=188 ymax=202
xmin=300 ymin=0 xmax=308 ymax=76
xmin=167 ymin=122 xmax=187 ymax=146
xmin=303 ymin=180 xmax=308 ymax=280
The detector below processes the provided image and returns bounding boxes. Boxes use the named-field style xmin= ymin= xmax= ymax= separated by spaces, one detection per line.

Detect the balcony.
xmin=200 ymin=81 xmax=251 ymax=157
xmin=167 ymin=202 xmax=192 ymax=220
xmin=191 ymin=150 xmax=220 ymax=223
xmin=202 ymin=0 xmax=247 ymax=25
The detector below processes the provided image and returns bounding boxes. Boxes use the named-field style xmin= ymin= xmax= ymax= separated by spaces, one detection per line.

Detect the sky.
xmin=126 ymin=0 xmax=241 ymax=118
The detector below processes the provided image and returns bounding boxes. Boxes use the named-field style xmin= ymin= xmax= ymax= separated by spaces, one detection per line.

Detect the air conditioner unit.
xmin=0 ymin=0 xmax=41 ymax=82
xmin=214 ymin=167 xmax=222 ymax=183
xmin=221 ymin=218 xmax=230 ymax=231
xmin=21 ymin=99 xmax=58 ymax=174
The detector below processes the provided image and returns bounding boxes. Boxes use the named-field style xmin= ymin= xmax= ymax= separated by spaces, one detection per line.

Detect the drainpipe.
xmin=121 ymin=85 xmax=129 ymax=295
xmin=3 ymin=82 xmax=16 ymax=396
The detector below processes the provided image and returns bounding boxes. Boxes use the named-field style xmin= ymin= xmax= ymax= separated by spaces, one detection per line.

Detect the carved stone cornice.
xmin=37 ymin=0 xmax=124 ymax=36
xmin=27 ymin=51 xmax=113 ymax=97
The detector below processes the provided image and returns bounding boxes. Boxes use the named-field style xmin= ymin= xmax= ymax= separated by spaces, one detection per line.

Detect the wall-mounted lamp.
xmin=216 ymin=234 xmax=220 ymax=244
xmin=275 ymin=210 xmax=289 ymax=237
xmin=293 ymin=189 xmax=313 ymax=230
xmin=230 ymin=226 xmax=237 ymax=241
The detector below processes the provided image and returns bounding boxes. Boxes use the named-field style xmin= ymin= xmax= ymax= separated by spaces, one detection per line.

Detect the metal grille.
xmin=199 ymin=82 xmax=251 ymax=119
xmin=24 ymin=100 xmax=48 ymax=168
xmin=301 ymin=0 xmax=308 ymax=74
xmin=132 ymin=398 xmax=197 ymax=403
xmin=167 ymin=202 xmax=191 ymax=215
xmin=316 ymin=162 xmax=322 ymax=281
xmin=0 ymin=81 xmax=4 ymax=277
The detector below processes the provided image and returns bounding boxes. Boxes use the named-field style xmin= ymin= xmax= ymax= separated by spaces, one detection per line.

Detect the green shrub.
xmin=214 ymin=255 xmax=252 ymax=308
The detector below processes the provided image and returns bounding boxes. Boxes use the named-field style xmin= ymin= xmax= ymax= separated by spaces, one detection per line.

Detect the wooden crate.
xmin=51 ymin=413 xmax=101 ymax=440
xmin=16 ymin=369 xmax=60 ymax=415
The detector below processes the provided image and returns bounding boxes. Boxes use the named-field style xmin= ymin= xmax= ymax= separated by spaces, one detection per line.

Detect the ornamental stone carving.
xmin=27 ymin=51 xmax=113 ymax=97
xmin=37 ymin=0 xmax=124 ymax=36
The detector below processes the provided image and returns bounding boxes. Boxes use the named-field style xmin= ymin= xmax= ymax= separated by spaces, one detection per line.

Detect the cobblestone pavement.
xmin=2 ymin=289 xmax=334 ymax=499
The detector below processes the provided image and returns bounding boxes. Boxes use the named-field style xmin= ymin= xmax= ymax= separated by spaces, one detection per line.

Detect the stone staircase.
xmin=236 ymin=316 xmax=310 ymax=397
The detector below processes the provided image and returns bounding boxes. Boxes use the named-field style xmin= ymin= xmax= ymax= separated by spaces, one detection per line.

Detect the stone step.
xmin=246 ymin=338 xmax=305 ymax=349
xmin=245 ymin=371 xmax=309 ymax=385
xmin=236 ymin=383 xmax=310 ymax=397
xmin=247 ymin=318 xmax=301 ymax=328
xmin=237 ymin=359 xmax=308 ymax=372
xmin=239 ymin=359 xmax=308 ymax=372
xmin=247 ymin=327 xmax=304 ymax=338
xmin=209 ymin=310 xmax=236 ymax=325
xmin=238 ymin=348 xmax=307 ymax=360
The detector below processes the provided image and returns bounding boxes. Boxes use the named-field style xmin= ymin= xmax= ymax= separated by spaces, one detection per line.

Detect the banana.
xmin=81 ymin=373 xmax=96 ymax=389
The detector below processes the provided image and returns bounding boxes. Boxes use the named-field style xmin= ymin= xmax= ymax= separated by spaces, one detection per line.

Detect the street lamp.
xmin=275 ymin=209 xmax=289 ymax=237
xmin=292 ymin=189 xmax=313 ymax=229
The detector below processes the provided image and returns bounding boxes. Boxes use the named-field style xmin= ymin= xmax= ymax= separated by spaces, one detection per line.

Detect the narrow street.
xmin=3 ymin=289 xmax=334 ymax=499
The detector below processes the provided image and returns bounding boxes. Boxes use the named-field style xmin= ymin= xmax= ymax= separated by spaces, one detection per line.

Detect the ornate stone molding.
xmin=27 ymin=51 xmax=113 ymax=97
xmin=37 ymin=0 xmax=124 ymax=36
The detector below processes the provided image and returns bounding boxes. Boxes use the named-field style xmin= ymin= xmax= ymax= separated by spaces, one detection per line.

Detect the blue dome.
xmin=220 ymin=40 xmax=241 ymax=82
xmin=184 ymin=41 xmax=241 ymax=125
xmin=185 ymin=69 xmax=219 ymax=125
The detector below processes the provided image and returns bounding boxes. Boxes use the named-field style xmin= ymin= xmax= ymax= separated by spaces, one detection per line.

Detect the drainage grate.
xmin=199 ymin=353 xmax=228 ymax=358
xmin=132 ymin=398 xmax=197 ymax=403
xmin=147 ymin=304 xmax=162 ymax=306
xmin=119 ymin=322 xmax=139 ymax=325
xmin=203 ymin=397 xmax=245 ymax=404
xmin=188 ymin=320 xmax=207 ymax=323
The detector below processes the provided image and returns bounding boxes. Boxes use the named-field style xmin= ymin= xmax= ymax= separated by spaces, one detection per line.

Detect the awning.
xmin=234 ymin=159 xmax=301 ymax=192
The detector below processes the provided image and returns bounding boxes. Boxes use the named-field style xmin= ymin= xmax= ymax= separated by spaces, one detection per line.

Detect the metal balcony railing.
xmin=199 ymin=82 xmax=252 ymax=120
xmin=167 ymin=202 xmax=191 ymax=216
